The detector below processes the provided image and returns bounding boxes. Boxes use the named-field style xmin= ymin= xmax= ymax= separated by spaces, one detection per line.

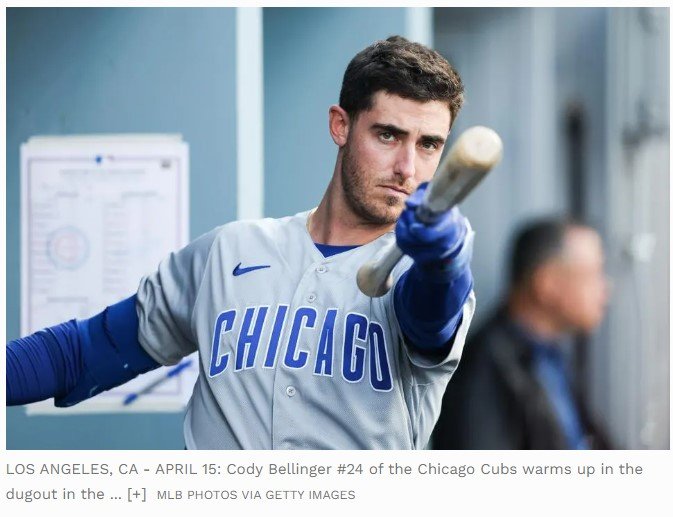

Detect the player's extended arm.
xmin=6 ymin=295 xmax=160 ymax=407
xmin=393 ymin=183 xmax=473 ymax=353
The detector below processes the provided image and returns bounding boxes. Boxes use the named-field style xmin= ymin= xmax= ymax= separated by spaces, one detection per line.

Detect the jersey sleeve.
xmin=136 ymin=227 xmax=221 ymax=366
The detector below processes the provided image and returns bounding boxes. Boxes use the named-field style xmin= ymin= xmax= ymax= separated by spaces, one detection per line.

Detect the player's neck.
xmin=310 ymin=180 xmax=393 ymax=246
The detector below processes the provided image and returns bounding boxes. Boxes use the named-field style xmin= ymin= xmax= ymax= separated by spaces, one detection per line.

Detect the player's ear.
xmin=329 ymin=105 xmax=350 ymax=147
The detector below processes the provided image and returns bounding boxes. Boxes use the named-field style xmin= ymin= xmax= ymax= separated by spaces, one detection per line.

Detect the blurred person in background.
xmin=432 ymin=218 xmax=612 ymax=449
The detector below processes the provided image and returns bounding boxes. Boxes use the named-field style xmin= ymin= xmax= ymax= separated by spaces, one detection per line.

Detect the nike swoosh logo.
xmin=233 ymin=262 xmax=271 ymax=276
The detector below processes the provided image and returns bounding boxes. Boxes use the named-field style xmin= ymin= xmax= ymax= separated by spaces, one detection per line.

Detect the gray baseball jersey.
xmin=136 ymin=210 xmax=475 ymax=449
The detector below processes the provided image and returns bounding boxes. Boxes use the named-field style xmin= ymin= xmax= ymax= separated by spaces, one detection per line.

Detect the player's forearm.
xmin=394 ymin=189 xmax=474 ymax=352
xmin=394 ymin=258 xmax=473 ymax=351
xmin=6 ymin=295 xmax=161 ymax=407
xmin=6 ymin=320 xmax=83 ymax=405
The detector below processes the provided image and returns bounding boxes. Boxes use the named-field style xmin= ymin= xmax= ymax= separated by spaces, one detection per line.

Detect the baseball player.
xmin=7 ymin=36 xmax=475 ymax=449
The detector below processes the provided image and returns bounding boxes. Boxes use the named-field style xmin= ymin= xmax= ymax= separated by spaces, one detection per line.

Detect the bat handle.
xmin=415 ymin=201 xmax=451 ymax=225
xmin=356 ymin=242 xmax=405 ymax=298
xmin=357 ymin=196 xmax=457 ymax=298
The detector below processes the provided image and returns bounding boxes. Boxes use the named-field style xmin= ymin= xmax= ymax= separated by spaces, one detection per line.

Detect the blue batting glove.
xmin=396 ymin=182 xmax=473 ymax=275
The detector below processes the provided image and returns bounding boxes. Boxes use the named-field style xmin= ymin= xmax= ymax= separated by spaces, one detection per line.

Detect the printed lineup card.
xmin=20 ymin=134 xmax=197 ymax=414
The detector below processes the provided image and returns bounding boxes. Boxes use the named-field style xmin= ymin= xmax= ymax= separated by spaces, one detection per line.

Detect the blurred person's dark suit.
xmin=433 ymin=219 xmax=612 ymax=450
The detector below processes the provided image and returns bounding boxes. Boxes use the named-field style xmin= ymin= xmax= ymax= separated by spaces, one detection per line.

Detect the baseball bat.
xmin=356 ymin=125 xmax=503 ymax=297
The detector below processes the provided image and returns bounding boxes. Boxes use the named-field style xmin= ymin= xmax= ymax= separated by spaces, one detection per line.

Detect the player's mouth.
xmin=380 ymin=185 xmax=411 ymax=197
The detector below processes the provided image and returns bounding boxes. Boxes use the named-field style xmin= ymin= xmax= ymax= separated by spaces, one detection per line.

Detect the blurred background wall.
xmin=5 ymin=7 xmax=669 ymax=449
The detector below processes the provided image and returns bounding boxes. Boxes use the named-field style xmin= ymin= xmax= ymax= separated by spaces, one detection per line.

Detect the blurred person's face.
xmin=331 ymin=91 xmax=451 ymax=225
xmin=541 ymin=227 xmax=610 ymax=333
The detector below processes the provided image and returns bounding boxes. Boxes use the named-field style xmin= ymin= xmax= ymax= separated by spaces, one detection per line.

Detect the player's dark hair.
xmin=508 ymin=217 xmax=581 ymax=288
xmin=339 ymin=35 xmax=464 ymax=127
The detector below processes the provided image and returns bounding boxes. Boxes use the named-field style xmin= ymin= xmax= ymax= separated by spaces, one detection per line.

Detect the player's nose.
xmin=393 ymin=144 xmax=416 ymax=180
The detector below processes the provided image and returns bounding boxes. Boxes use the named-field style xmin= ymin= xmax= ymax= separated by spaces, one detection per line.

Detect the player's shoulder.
xmin=213 ymin=210 xmax=309 ymax=235
xmin=203 ymin=210 xmax=311 ymax=248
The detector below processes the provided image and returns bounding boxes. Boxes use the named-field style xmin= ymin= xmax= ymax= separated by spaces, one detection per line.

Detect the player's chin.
xmin=368 ymin=198 xmax=404 ymax=224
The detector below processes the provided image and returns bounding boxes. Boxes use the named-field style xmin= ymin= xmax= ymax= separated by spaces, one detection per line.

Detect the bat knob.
xmin=356 ymin=244 xmax=405 ymax=297
xmin=356 ymin=261 xmax=394 ymax=298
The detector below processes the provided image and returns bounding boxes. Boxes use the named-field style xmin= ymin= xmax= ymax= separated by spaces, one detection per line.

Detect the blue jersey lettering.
xmin=235 ymin=306 xmax=268 ymax=371
xmin=209 ymin=305 xmax=395 ymax=391
xmin=209 ymin=310 xmax=236 ymax=377
xmin=263 ymin=305 xmax=289 ymax=368
xmin=343 ymin=313 xmax=367 ymax=382
xmin=314 ymin=309 xmax=337 ymax=376
xmin=369 ymin=322 xmax=392 ymax=391
xmin=284 ymin=307 xmax=316 ymax=369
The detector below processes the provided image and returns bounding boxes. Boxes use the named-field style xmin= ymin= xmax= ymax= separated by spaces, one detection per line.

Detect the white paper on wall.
xmin=20 ymin=134 xmax=197 ymax=414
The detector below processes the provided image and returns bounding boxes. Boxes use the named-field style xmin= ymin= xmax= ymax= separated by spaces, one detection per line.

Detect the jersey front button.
xmin=316 ymin=265 xmax=327 ymax=273
xmin=307 ymin=293 xmax=316 ymax=303
xmin=286 ymin=386 xmax=296 ymax=397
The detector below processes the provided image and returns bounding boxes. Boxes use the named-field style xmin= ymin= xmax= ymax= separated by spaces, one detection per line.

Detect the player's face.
xmin=340 ymin=92 xmax=452 ymax=225
xmin=546 ymin=228 xmax=610 ymax=333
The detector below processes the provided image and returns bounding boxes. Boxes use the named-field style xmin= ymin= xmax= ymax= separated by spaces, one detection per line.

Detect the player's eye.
xmin=378 ymin=132 xmax=396 ymax=143
xmin=421 ymin=140 xmax=439 ymax=150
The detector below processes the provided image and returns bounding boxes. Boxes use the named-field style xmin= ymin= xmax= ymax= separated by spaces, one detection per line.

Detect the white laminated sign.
xmin=20 ymin=134 xmax=196 ymax=414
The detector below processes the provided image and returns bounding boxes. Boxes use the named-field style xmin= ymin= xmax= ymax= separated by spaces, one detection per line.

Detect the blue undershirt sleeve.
xmin=394 ymin=262 xmax=473 ymax=355
xmin=6 ymin=295 xmax=160 ymax=407
xmin=6 ymin=319 xmax=82 ymax=405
